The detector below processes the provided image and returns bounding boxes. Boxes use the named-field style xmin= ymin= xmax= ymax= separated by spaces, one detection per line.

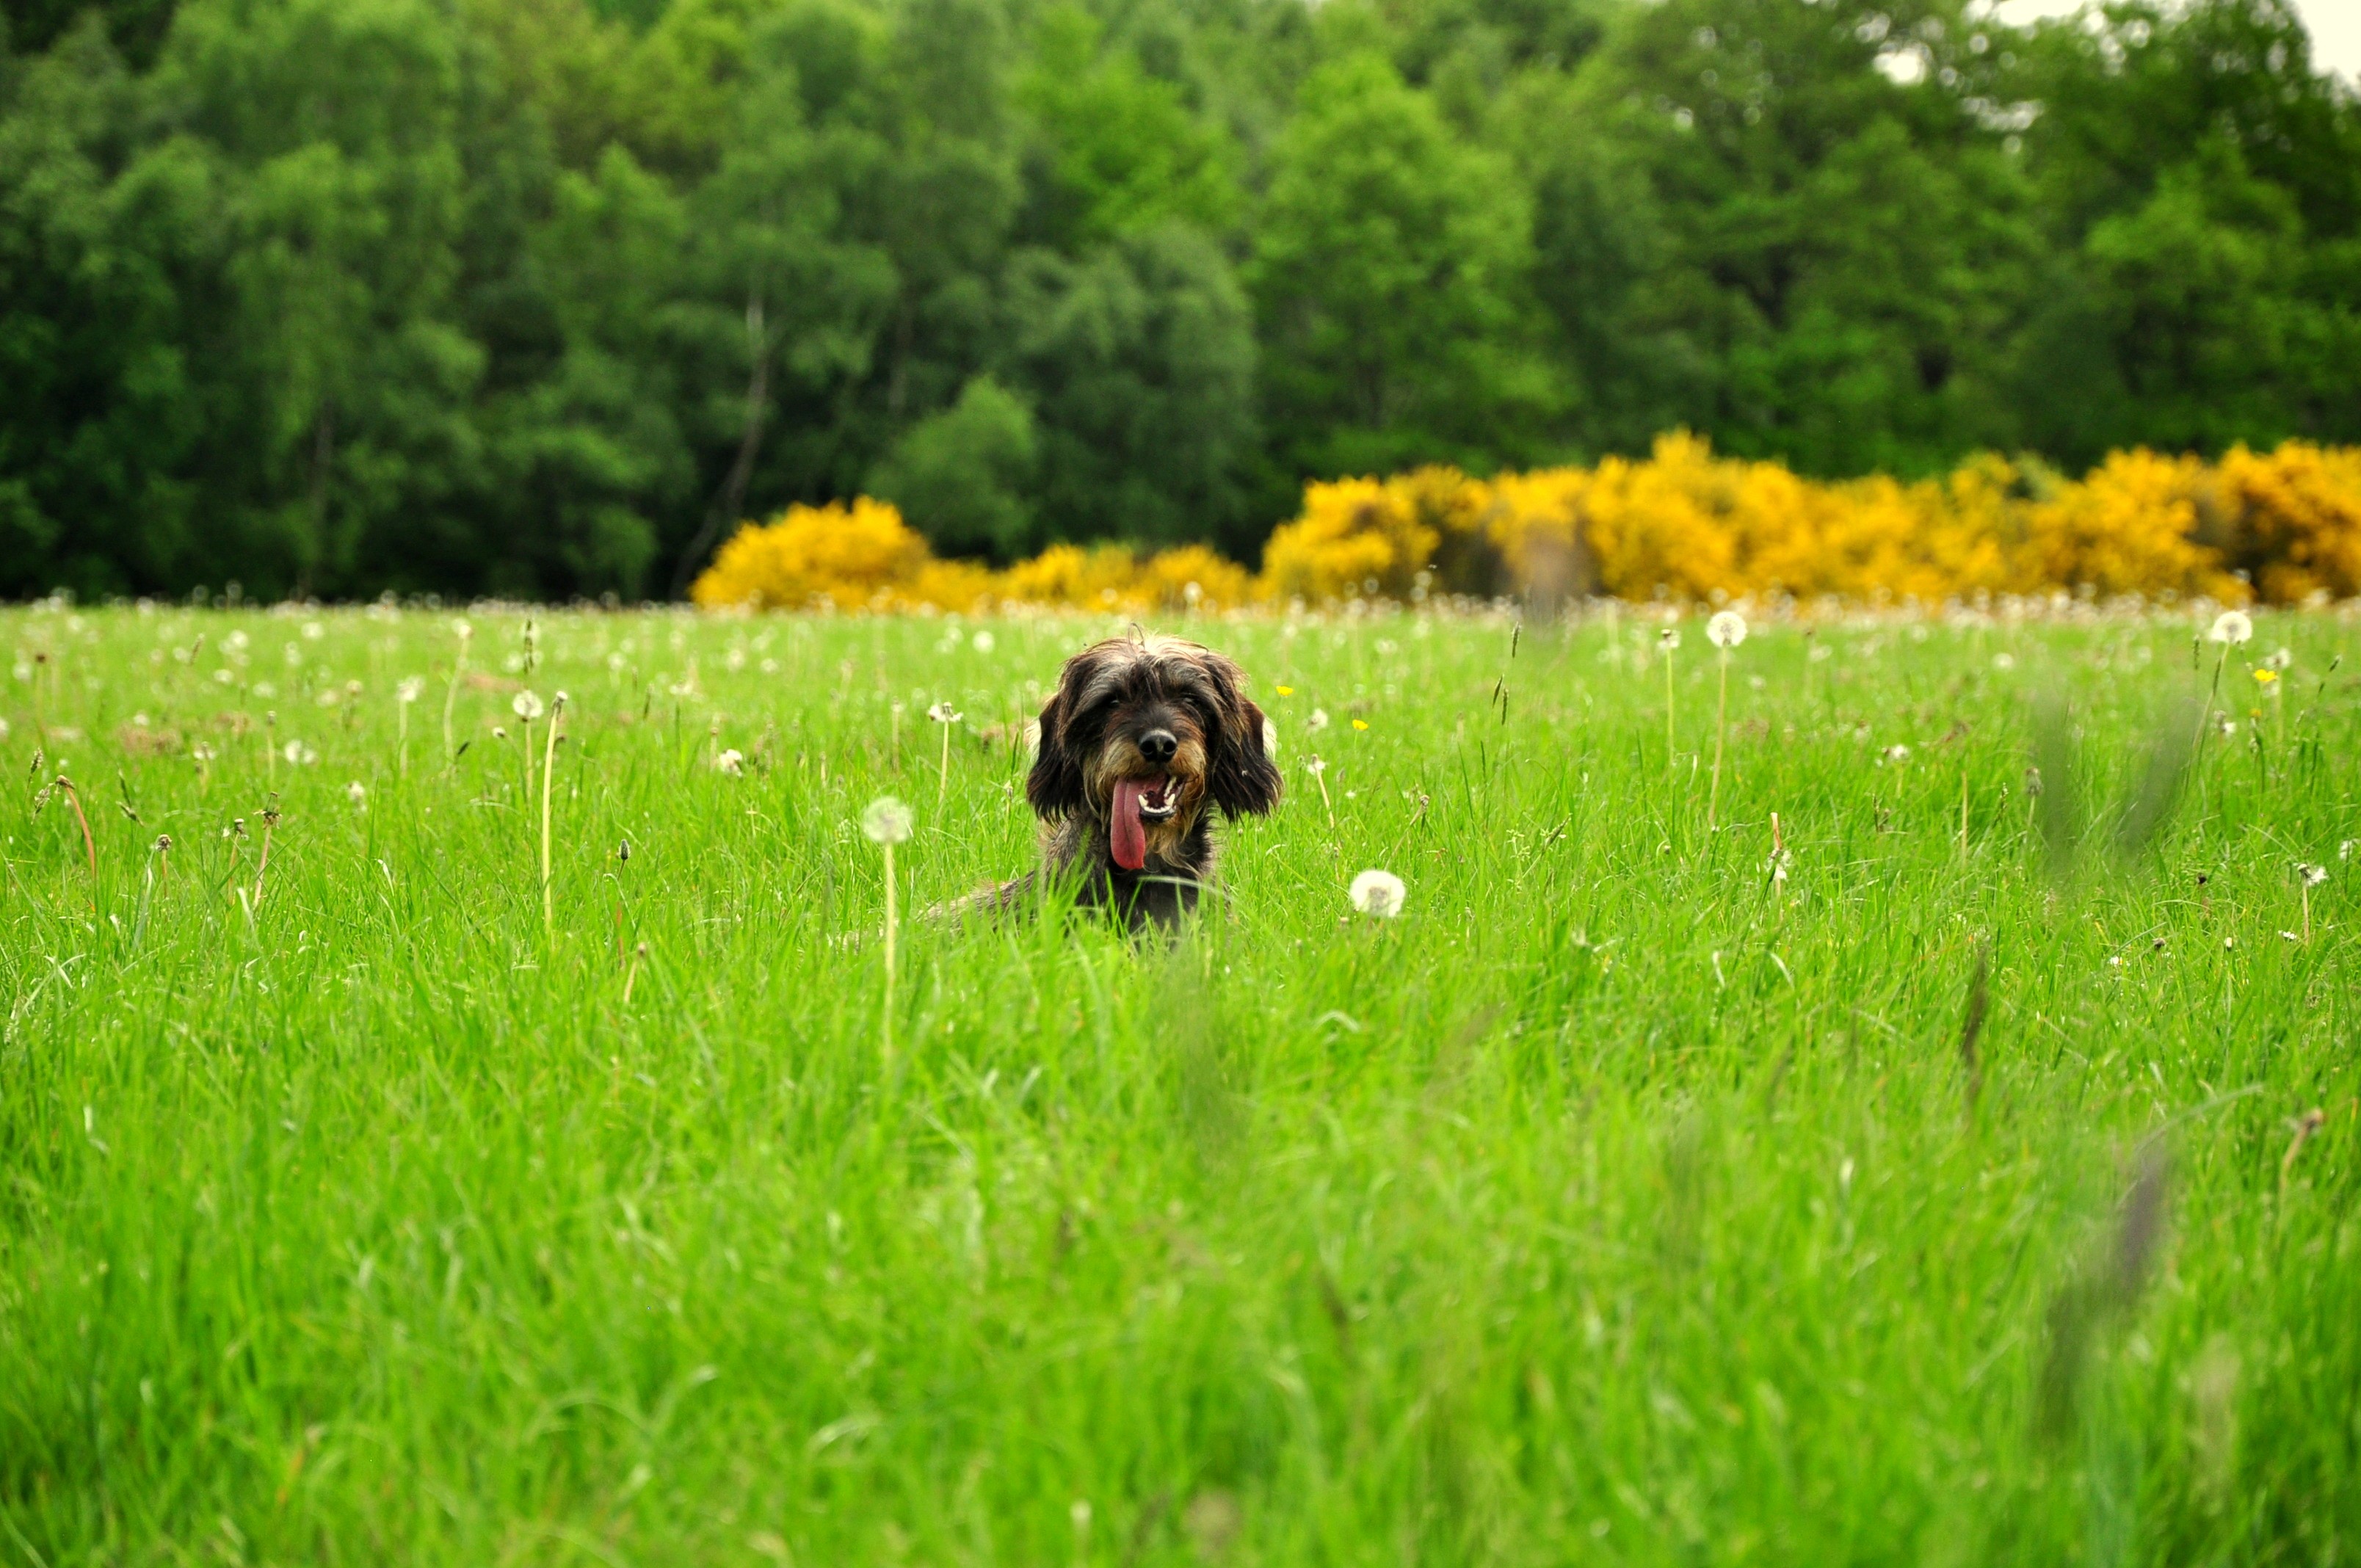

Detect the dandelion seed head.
xmin=2265 ymin=647 xmax=2292 ymax=670
xmin=971 ymin=631 xmax=995 ymax=653
xmin=396 ymin=676 xmax=424 ymax=704
xmin=1303 ymin=756 xmax=1326 ymax=776
xmin=1308 ymin=708 xmax=1330 ymax=732
xmin=452 ymin=619 xmax=474 ymax=642
xmin=1706 ymin=610 xmax=1747 ymax=649
xmin=344 ymin=781 xmax=367 ymax=809
xmin=716 ymin=748 xmax=744 ymax=777
xmin=1349 ymin=868 xmax=1406 ymax=918
xmin=1881 ymin=743 xmax=1911 ymax=765
xmin=2208 ymin=609 xmax=2253 ymax=646
xmin=2296 ymin=863 xmax=2328 ymax=888
xmin=861 ymin=795 xmax=913 ymax=845
xmin=1659 ymin=628 xmax=1682 ymax=650
xmin=927 ymin=702 xmax=962 ymax=725
xmin=512 ymin=690 xmax=545 ymax=722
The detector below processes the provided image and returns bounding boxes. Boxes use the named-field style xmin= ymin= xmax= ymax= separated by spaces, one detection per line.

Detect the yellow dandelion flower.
xmin=1352 ymin=719 xmax=1368 ymax=731
xmin=1275 ymin=684 xmax=1294 ymax=696
xmin=2252 ymin=669 xmax=2278 ymax=685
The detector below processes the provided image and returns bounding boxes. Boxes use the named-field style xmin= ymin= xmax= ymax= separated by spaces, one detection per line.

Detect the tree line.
xmin=3 ymin=0 xmax=2356 ymax=601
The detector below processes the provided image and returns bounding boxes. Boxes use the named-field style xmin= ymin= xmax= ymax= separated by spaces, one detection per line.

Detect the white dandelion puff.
xmin=2208 ymin=609 xmax=2253 ymax=646
xmin=1308 ymin=708 xmax=1330 ymax=733
xmin=927 ymin=702 xmax=962 ymax=725
xmin=344 ymin=781 xmax=367 ymax=810
xmin=1349 ymin=868 xmax=1406 ymax=918
xmin=396 ymin=676 xmax=424 ymax=704
xmin=861 ymin=796 xmax=913 ymax=845
xmin=716 ymin=748 xmax=745 ymax=777
xmin=512 ymin=689 xmax=545 ymax=722
xmin=1706 ymin=610 xmax=1747 ymax=649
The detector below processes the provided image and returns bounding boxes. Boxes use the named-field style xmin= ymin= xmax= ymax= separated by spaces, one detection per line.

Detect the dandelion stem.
xmin=540 ymin=695 xmax=563 ymax=939
xmin=1959 ymin=766 xmax=1970 ymax=860
xmin=1708 ymin=650 xmax=1728 ymax=830
xmin=938 ymin=721 xmax=951 ymax=807
xmin=881 ymin=841 xmax=897 ymax=1065
xmin=443 ymin=645 xmax=465 ymax=763
xmin=1664 ymin=641 xmax=1678 ymax=771
xmin=398 ymin=701 xmax=410 ymax=780
xmin=2192 ymin=641 xmax=2228 ymax=816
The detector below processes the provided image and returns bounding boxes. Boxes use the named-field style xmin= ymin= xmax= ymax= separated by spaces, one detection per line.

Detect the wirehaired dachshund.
xmin=961 ymin=633 xmax=1282 ymax=930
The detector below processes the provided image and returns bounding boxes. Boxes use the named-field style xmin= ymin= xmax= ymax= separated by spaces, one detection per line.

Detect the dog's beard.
xmin=1109 ymin=774 xmax=1178 ymax=871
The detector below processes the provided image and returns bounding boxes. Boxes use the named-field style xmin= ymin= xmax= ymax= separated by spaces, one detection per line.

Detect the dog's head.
xmin=1027 ymin=634 xmax=1281 ymax=870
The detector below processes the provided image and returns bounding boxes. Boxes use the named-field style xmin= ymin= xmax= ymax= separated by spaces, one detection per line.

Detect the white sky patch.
xmin=1987 ymin=0 xmax=2361 ymax=83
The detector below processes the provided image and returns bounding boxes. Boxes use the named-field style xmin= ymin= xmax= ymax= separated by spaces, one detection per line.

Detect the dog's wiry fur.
xmin=965 ymin=633 xmax=1280 ymax=931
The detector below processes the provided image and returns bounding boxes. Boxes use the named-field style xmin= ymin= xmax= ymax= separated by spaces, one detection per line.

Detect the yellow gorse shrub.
xmin=692 ymin=435 xmax=2361 ymax=612
xmin=693 ymin=506 xmax=1259 ymax=615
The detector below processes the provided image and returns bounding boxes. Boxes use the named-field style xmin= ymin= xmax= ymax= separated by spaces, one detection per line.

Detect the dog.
xmin=962 ymin=633 xmax=1281 ymax=930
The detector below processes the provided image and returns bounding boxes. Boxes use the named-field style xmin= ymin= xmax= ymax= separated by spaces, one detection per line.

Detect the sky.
xmin=1992 ymin=0 xmax=2361 ymax=83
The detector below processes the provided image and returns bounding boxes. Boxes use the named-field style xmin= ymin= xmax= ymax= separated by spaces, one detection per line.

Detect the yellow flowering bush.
xmin=1134 ymin=544 xmax=1257 ymax=611
xmin=1259 ymin=475 xmax=1441 ymax=601
xmin=2216 ymin=440 xmax=2361 ymax=603
xmin=2020 ymin=449 xmax=2244 ymax=601
xmin=689 ymin=498 xmax=931 ymax=611
xmin=695 ymin=508 xmax=1262 ymax=614
xmin=692 ymin=437 xmax=2361 ymax=614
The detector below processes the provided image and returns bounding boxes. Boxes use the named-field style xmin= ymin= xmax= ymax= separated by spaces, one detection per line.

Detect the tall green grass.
xmin=1 ymin=601 xmax=2354 ymax=1565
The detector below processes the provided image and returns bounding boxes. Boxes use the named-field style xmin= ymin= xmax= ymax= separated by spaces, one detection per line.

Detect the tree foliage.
xmin=1 ymin=0 xmax=2355 ymax=598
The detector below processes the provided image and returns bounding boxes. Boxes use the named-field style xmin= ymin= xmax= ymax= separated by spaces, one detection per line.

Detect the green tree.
xmin=1566 ymin=0 xmax=2039 ymax=476
xmin=2006 ymin=0 xmax=2361 ymax=464
xmin=1001 ymin=222 xmax=1256 ymax=553
xmin=866 ymin=372 xmax=1036 ymax=556
xmin=1014 ymin=4 xmax=1238 ymax=249
xmin=1250 ymin=51 xmax=1559 ymax=483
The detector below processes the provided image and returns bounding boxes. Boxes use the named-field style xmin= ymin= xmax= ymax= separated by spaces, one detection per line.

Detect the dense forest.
xmin=3 ymin=0 xmax=2357 ymax=600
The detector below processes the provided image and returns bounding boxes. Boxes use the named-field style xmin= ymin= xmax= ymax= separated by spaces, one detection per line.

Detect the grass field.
xmin=1 ymin=599 xmax=2357 ymax=1566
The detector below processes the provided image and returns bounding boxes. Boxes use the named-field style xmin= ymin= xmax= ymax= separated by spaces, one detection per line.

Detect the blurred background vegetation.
xmin=3 ymin=0 xmax=2357 ymax=601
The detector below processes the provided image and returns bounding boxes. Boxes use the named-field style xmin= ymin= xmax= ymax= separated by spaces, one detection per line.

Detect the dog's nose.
xmin=1139 ymin=729 xmax=1177 ymax=764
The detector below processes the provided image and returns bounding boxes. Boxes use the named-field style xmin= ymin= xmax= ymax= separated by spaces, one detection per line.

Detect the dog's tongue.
xmin=1111 ymin=778 xmax=1150 ymax=871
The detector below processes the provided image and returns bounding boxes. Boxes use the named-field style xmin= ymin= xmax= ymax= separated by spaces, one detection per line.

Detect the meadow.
xmin=1 ymin=598 xmax=2356 ymax=1566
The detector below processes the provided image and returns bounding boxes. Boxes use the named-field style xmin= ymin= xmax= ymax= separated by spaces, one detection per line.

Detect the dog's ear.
xmin=1026 ymin=672 xmax=1087 ymax=819
xmin=1205 ymin=656 xmax=1283 ymax=817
